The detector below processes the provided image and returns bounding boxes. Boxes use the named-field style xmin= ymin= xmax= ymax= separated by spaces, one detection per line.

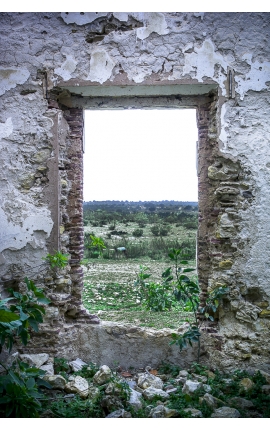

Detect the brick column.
xmin=63 ymin=108 xmax=99 ymax=324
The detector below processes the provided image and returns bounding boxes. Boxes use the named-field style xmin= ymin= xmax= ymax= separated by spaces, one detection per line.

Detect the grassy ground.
xmin=82 ymin=203 xmax=197 ymax=329
xmin=82 ymin=258 xmax=196 ymax=329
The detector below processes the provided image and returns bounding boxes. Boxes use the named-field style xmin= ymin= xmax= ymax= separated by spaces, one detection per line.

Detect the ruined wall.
xmin=0 ymin=12 xmax=270 ymax=370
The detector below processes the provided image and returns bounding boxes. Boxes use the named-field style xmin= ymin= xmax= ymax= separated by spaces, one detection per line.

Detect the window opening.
xmin=82 ymin=109 xmax=198 ymax=330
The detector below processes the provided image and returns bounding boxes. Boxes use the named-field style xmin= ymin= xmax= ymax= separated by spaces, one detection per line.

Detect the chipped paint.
xmin=0 ymin=208 xmax=53 ymax=253
xmin=60 ymin=12 xmax=108 ymax=25
xmin=0 ymin=68 xmax=30 ymax=96
xmin=235 ymin=56 xmax=270 ymax=100
xmin=0 ymin=118 xmax=13 ymax=139
xmin=54 ymin=55 xmax=78 ymax=81
xmin=88 ymin=49 xmax=116 ymax=84
xmin=183 ymin=39 xmax=228 ymax=94
xmin=136 ymin=12 xmax=168 ymax=40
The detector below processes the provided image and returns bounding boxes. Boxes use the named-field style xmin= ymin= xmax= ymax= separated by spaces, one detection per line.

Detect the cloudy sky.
xmin=83 ymin=109 xmax=198 ymax=202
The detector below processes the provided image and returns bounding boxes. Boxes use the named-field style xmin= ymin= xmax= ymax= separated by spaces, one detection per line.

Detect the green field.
xmin=82 ymin=201 xmax=198 ymax=329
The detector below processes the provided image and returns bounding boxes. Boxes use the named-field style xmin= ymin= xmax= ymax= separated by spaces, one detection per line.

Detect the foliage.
xmin=49 ymin=394 xmax=105 ymax=418
xmin=198 ymin=286 xmax=229 ymax=321
xmin=73 ymin=362 xmax=99 ymax=379
xmin=0 ymin=256 xmax=53 ymax=417
xmin=0 ymin=272 xmax=50 ymax=418
xmin=43 ymin=251 xmax=69 ymax=269
xmin=166 ymin=248 xmax=229 ymax=361
xmin=0 ymin=359 xmax=51 ymax=418
xmin=86 ymin=235 xmax=106 ymax=257
xmin=54 ymin=357 xmax=69 ymax=374
xmin=132 ymin=228 xmax=143 ymax=237
xmin=0 ymin=277 xmax=50 ymax=353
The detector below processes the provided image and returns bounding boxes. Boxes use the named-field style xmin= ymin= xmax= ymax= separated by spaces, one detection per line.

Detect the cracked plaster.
xmin=0 ymin=12 xmax=270 ymax=370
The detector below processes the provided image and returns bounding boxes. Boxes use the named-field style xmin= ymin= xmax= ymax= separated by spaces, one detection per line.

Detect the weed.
xmin=43 ymin=251 xmax=69 ymax=269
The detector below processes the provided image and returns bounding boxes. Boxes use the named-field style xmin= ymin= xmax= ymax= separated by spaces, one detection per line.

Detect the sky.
xmin=83 ymin=109 xmax=198 ymax=202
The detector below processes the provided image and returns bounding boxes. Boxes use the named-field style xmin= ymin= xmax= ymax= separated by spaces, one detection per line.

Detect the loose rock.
xmin=143 ymin=387 xmax=169 ymax=401
xmin=43 ymin=375 xmax=66 ymax=390
xmin=69 ymin=358 xmax=87 ymax=372
xmin=184 ymin=408 xmax=203 ymax=418
xmin=137 ymin=372 xmax=163 ymax=390
xmin=105 ymin=409 xmax=132 ymax=418
xmin=211 ymin=407 xmax=241 ymax=418
xmin=182 ymin=380 xmax=202 ymax=395
xmin=148 ymin=405 xmax=179 ymax=418
xmin=129 ymin=389 xmax=143 ymax=410
xmin=19 ymin=353 xmax=49 ymax=368
xmin=228 ymin=397 xmax=254 ymax=409
xmin=65 ymin=375 xmax=89 ymax=399
xmin=93 ymin=365 xmax=112 ymax=385
xmin=239 ymin=378 xmax=254 ymax=391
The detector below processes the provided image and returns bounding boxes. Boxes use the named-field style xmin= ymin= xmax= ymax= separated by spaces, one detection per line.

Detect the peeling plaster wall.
xmin=0 ymin=12 xmax=270 ymax=370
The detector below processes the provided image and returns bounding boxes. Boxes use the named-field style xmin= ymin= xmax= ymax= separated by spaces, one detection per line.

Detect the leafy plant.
xmin=54 ymin=357 xmax=70 ymax=374
xmin=0 ymin=258 xmax=52 ymax=417
xmin=0 ymin=359 xmax=50 ymax=418
xmin=0 ymin=277 xmax=50 ymax=353
xmin=43 ymin=251 xmax=69 ymax=269
xmin=167 ymin=249 xmax=228 ymax=362
xmin=87 ymin=235 xmax=106 ymax=256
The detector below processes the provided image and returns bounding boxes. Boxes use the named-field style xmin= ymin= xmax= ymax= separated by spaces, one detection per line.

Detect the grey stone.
xmin=262 ymin=385 xmax=270 ymax=395
xmin=40 ymin=363 xmax=54 ymax=375
xmin=184 ymin=408 xmax=203 ymax=418
xmin=43 ymin=375 xmax=67 ymax=390
xmin=239 ymin=378 xmax=254 ymax=391
xmin=148 ymin=405 xmax=179 ymax=418
xmin=137 ymin=372 xmax=163 ymax=390
xmin=19 ymin=353 xmax=49 ymax=368
xmin=192 ymin=373 xmax=207 ymax=383
xmin=93 ymin=365 xmax=112 ymax=385
xmin=201 ymin=393 xmax=218 ymax=408
xmin=143 ymin=387 xmax=169 ymax=401
xmin=105 ymin=409 xmax=132 ymax=418
xmin=211 ymin=407 xmax=241 ymax=418
xmin=65 ymin=375 xmax=89 ymax=399
xmin=229 ymin=397 xmax=255 ymax=409
xmin=175 ymin=377 xmax=187 ymax=386
xmin=166 ymin=387 xmax=178 ymax=395
xmin=202 ymin=383 xmax=212 ymax=393
xmin=182 ymin=380 xmax=202 ymax=395
xmin=178 ymin=370 xmax=189 ymax=378
xmin=129 ymin=388 xmax=143 ymax=410
xmin=68 ymin=358 xmax=87 ymax=372
xmin=101 ymin=395 xmax=124 ymax=412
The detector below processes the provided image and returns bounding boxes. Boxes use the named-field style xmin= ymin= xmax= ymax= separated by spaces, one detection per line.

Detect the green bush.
xmin=132 ymin=228 xmax=143 ymax=237
xmin=150 ymin=225 xmax=160 ymax=236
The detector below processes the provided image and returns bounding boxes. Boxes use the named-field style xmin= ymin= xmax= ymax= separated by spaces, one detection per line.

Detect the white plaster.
xmin=0 ymin=117 xmax=13 ymax=139
xmin=182 ymin=39 xmax=228 ymax=94
xmin=60 ymin=12 xmax=108 ymax=25
xmin=87 ymin=50 xmax=116 ymax=84
xmin=54 ymin=55 xmax=78 ymax=81
xmin=136 ymin=13 xmax=168 ymax=40
xmin=113 ymin=13 xmax=129 ymax=22
xmin=193 ymin=13 xmax=204 ymax=20
xmin=0 ymin=68 xmax=30 ymax=96
xmin=0 ymin=208 xmax=53 ymax=253
xmin=219 ymin=103 xmax=229 ymax=149
xmin=235 ymin=58 xmax=270 ymax=100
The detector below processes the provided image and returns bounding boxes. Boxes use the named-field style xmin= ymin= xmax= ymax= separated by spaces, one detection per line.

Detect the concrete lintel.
xmin=59 ymin=83 xmax=217 ymax=98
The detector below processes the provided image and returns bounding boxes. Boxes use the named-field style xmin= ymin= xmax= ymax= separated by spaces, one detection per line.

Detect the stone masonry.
xmin=0 ymin=12 xmax=270 ymax=370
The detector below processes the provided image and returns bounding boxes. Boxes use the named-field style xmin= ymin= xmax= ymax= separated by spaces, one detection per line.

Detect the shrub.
xmin=150 ymin=225 xmax=160 ymax=236
xmin=132 ymin=229 xmax=143 ymax=237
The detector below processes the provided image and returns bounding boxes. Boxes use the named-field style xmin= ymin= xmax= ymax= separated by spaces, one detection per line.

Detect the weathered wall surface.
xmin=0 ymin=12 xmax=270 ymax=371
